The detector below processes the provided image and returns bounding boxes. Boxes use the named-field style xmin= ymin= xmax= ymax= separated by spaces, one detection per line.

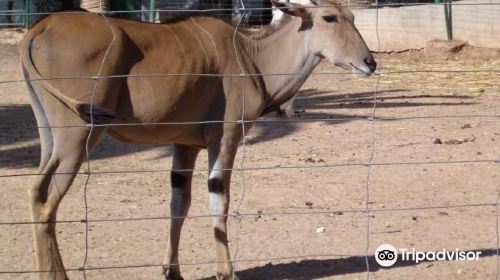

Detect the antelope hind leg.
xmin=163 ymin=145 xmax=199 ymax=280
xmin=30 ymin=127 xmax=104 ymax=280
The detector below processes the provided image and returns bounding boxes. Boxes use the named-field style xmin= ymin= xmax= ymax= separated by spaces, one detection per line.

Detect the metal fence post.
xmin=435 ymin=0 xmax=453 ymax=40
xmin=444 ymin=0 xmax=453 ymax=40
xmin=149 ymin=0 xmax=155 ymax=22
xmin=24 ymin=0 xmax=30 ymax=28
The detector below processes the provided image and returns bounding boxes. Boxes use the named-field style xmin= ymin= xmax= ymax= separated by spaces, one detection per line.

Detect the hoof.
xmin=216 ymin=273 xmax=238 ymax=280
xmin=164 ymin=273 xmax=184 ymax=280
xmin=163 ymin=268 xmax=184 ymax=280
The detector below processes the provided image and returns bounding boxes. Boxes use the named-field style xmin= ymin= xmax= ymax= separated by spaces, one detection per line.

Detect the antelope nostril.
xmin=364 ymin=57 xmax=377 ymax=72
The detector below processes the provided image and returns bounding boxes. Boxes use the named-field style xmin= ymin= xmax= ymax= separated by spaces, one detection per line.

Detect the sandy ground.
xmin=0 ymin=28 xmax=499 ymax=280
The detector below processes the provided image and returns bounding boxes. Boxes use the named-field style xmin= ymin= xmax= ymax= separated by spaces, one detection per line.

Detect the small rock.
xmin=255 ymin=210 xmax=263 ymax=219
xmin=444 ymin=137 xmax=475 ymax=145
xmin=457 ymin=268 xmax=463 ymax=274
xmin=438 ymin=211 xmax=448 ymax=216
xmin=316 ymin=227 xmax=326 ymax=233
xmin=412 ymin=216 xmax=418 ymax=221
xmin=304 ymin=157 xmax=316 ymax=163
xmin=305 ymin=201 xmax=313 ymax=208
xmin=461 ymin=124 xmax=472 ymax=129
xmin=433 ymin=138 xmax=442 ymax=144
xmin=444 ymin=139 xmax=463 ymax=145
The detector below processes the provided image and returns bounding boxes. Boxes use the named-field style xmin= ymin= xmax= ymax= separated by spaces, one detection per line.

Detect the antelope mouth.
xmin=334 ymin=62 xmax=351 ymax=71
xmin=334 ymin=62 xmax=373 ymax=77
xmin=350 ymin=63 xmax=373 ymax=77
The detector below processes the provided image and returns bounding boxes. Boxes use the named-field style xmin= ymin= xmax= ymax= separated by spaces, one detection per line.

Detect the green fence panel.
xmin=109 ymin=0 xmax=140 ymax=20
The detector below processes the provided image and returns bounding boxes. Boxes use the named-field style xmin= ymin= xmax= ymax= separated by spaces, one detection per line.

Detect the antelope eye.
xmin=322 ymin=15 xmax=338 ymax=23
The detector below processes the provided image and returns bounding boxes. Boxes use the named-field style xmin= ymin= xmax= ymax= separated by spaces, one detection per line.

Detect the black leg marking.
xmin=208 ymin=178 xmax=224 ymax=194
xmin=214 ymin=228 xmax=228 ymax=243
xmin=171 ymin=171 xmax=188 ymax=188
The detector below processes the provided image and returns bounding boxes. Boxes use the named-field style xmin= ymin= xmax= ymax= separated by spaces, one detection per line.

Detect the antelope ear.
xmin=271 ymin=0 xmax=310 ymax=20
xmin=310 ymin=0 xmax=321 ymax=5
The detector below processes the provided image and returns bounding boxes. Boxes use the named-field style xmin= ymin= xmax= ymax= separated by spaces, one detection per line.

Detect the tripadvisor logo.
xmin=375 ymin=244 xmax=398 ymax=267
xmin=375 ymin=244 xmax=481 ymax=267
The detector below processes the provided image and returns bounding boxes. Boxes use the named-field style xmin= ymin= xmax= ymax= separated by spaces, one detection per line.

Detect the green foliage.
xmin=108 ymin=0 xmax=141 ymax=20
xmin=29 ymin=0 xmax=74 ymax=12
xmin=26 ymin=0 xmax=76 ymax=26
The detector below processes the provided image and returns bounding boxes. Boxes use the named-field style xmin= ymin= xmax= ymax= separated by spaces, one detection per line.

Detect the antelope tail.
xmin=19 ymin=27 xmax=116 ymax=125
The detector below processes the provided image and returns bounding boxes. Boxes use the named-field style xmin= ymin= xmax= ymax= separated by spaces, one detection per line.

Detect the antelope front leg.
xmin=207 ymin=134 xmax=240 ymax=280
xmin=208 ymin=175 xmax=233 ymax=280
xmin=163 ymin=145 xmax=199 ymax=280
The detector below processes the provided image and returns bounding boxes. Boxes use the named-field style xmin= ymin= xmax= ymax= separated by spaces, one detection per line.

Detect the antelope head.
xmin=272 ymin=0 xmax=377 ymax=76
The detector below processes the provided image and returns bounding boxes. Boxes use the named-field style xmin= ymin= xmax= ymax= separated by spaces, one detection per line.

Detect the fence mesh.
xmin=0 ymin=1 xmax=499 ymax=279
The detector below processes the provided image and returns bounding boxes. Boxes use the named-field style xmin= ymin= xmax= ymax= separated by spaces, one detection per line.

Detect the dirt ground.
xmin=0 ymin=29 xmax=499 ymax=280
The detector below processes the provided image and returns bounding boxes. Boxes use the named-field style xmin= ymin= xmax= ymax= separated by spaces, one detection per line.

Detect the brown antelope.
xmin=19 ymin=0 xmax=375 ymax=279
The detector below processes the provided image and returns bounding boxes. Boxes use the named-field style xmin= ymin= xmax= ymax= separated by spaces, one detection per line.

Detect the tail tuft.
xmin=76 ymin=104 xmax=116 ymax=125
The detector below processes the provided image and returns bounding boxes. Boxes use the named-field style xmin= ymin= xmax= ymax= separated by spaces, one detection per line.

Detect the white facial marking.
xmin=271 ymin=9 xmax=285 ymax=27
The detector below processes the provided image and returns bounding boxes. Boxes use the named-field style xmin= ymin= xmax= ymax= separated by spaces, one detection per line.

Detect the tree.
xmin=30 ymin=0 xmax=76 ymax=13
xmin=27 ymin=0 xmax=78 ymax=25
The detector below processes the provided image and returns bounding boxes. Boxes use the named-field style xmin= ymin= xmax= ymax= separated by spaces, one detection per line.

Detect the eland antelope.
xmin=19 ymin=0 xmax=376 ymax=279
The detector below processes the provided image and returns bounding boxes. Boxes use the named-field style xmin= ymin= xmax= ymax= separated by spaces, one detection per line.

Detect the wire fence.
xmin=3 ymin=0 xmax=500 ymax=27
xmin=0 ymin=0 xmax=499 ymax=279
xmin=0 ymin=0 xmax=27 ymax=27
